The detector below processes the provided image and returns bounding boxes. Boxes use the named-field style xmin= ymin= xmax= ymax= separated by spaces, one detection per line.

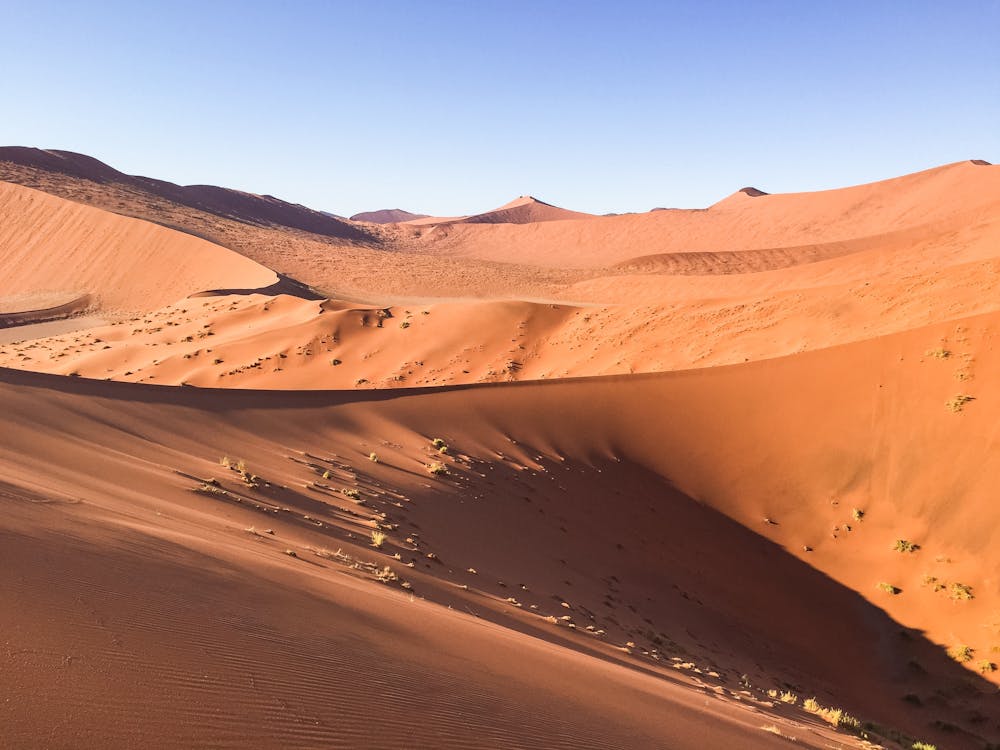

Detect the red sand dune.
xmin=0 ymin=181 xmax=277 ymax=314
xmin=2 ymin=310 xmax=998 ymax=747
xmin=458 ymin=195 xmax=595 ymax=224
xmin=392 ymin=160 xmax=1000 ymax=269
xmin=399 ymin=195 xmax=592 ymax=227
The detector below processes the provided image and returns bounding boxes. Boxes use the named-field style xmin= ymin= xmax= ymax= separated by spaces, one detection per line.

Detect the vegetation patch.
xmin=945 ymin=394 xmax=974 ymax=412
xmin=893 ymin=539 xmax=919 ymax=553
xmin=948 ymin=582 xmax=974 ymax=601
xmin=802 ymin=698 xmax=860 ymax=730
xmin=947 ymin=644 xmax=973 ymax=663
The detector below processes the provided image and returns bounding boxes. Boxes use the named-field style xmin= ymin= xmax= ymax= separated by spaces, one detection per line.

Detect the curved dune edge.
xmin=0 ymin=293 xmax=91 ymax=327
xmin=1 ymin=307 xmax=999 ymax=748
xmin=0 ymin=181 xmax=279 ymax=314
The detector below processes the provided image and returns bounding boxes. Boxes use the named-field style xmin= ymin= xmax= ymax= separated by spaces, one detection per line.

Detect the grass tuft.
xmin=949 ymin=582 xmax=974 ymax=601
xmin=947 ymin=644 xmax=973 ymax=663
xmin=945 ymin=394 xmax=974 ymax=412
xmin=893 ymin=539 xmax=919 ymax=553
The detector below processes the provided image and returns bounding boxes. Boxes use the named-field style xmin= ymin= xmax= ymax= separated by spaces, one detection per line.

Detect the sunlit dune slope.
xmin=0 ymin=181 xmax=277 ymax=313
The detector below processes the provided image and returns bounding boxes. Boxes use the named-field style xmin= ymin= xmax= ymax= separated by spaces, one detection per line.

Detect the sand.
xmin=0 ymin=149 xmax=998 ymax=748
xmin=0 ymin=181 xmax=277 ymax=314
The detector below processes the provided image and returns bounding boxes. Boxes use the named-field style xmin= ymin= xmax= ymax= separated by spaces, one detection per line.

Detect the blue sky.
xmin=1 ymin=1 xmax=997 ymax=215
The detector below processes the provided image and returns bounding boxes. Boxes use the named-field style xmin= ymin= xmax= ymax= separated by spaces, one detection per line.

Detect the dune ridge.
xmin=0 ymin=146 xmax=369 ymax=241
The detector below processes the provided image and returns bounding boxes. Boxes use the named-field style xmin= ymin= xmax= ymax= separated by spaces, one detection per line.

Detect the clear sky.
xmin=1 ymin=1 xmax=998 ymax=216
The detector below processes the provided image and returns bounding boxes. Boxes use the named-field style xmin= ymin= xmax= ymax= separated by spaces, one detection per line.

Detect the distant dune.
xmin=390 ymin=160 xmax=1000 ymax=269
xmin=0 ymin=146 xmax=369 ymax=241
xmin=457 ymin=195 xmax=595 ymax=224
xmin=397 ymin=196 xmax=593 ymax=227
xmin=350 ymin=208 xmax=429 ymax=223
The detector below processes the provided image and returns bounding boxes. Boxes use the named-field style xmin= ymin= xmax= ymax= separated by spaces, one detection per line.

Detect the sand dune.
xmin=0 ymin=147 xmax=369 ymax=241
xmin=398 ymin=196 xmax=592 ymax=227
xmin=2 ymin=305 xmax=998 ymax=747
xmin=457 ymin=195 xmax=595 ymax=224
xmin=388 ymin=160 xmax=1000 ymax=269
xmin=0 ymin=181 xmax=277 ymax=313
xmin=350 ymin=208 xmax=429 ymax=223
xmin=3 ymin=149 xmax=1000 ymax=748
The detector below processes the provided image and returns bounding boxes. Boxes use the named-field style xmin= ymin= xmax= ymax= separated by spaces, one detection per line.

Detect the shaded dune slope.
xmin=0 ymin=147 xmax=369 ymax=241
